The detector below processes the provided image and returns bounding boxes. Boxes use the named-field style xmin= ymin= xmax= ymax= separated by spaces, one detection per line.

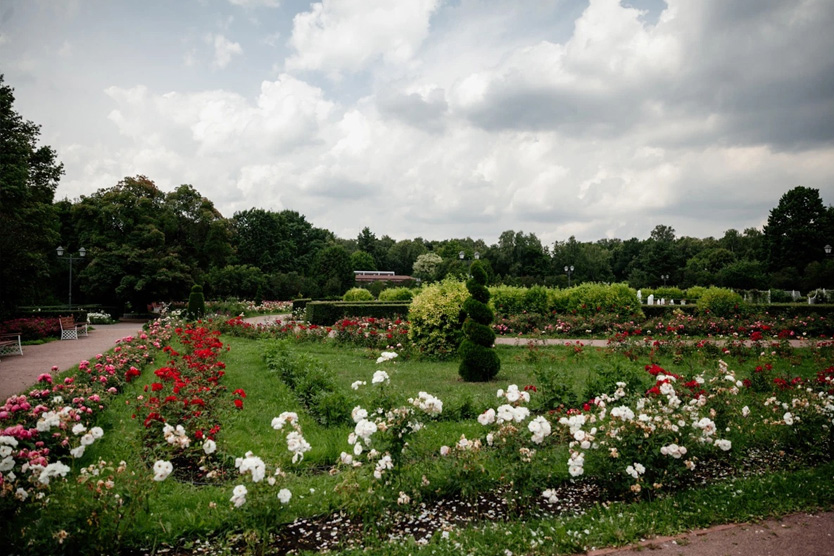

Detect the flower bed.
xmin=0 ymin=316 xmax=61 ymax=341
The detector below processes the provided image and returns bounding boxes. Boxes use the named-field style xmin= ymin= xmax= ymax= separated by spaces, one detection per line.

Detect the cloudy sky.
xmin=3 ymin=0 xmax=834 ymax=245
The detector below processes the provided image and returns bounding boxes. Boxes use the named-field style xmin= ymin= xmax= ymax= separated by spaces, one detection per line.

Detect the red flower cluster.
xmin=136 ymin=325 xmax=236 ymax=447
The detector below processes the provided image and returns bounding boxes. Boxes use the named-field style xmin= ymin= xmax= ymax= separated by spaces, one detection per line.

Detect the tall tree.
xmin=763 ymin=186 xmax=831 ymax=273
xmin=73 ymin=176 xmax=194 ymax=311
xmin=0 ymin=75 xmax=63 ymax=316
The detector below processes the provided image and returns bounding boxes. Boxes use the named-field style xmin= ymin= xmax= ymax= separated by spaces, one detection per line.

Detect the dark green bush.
xmin=306 ymin=301 xmax=410 ymax=325
xmin=458 ymin=339 xmax=500 ymax=382
xmin=459 ymin=261 xmax=500 ymax=382
xmin=463 ymin=319 xmax=496 ymax=346
xmin=186 ymin=284 xmax=205 ymax=320
xmin=263 ymin=340 xmax=353 ymax=426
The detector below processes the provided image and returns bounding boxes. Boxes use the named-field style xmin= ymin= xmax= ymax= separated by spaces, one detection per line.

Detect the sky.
xmin=2 ymin=0 xmax=834 ymax=246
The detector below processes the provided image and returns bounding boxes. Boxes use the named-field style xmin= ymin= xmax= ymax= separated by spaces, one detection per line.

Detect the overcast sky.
xmin=3 ymin=0 xmax=833 ymax=245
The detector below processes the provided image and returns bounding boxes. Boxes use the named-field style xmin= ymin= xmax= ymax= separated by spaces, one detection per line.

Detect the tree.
xmin=387 ymin=239 xmax=427 ymax=276
xmin=73 ymin=176 xmax=194 ymax=311
xmin=412 ymin=252 xmax=442 ymax=282
xmin=311 ymin=245 xmax=353 ymax=296
xmin=350 ymin=250 xmax=376 ymax=271
xmin=0 ymin=75 xmax=63 ymax=316
xmin=763 ymin=186 xmax=831 ymax=274
xmin=231 ymin=209 xmax=331 ymax=274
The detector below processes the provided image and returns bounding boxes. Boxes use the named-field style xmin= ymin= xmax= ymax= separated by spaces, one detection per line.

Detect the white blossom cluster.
xmin=162 ymin=423 xmax=191 ymax=449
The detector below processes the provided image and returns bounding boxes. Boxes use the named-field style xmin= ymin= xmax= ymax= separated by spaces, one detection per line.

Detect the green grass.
xmin=4 ymin=332 xmax=834 ymax=555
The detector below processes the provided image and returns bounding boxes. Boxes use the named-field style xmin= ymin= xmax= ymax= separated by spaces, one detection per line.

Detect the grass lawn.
xmin=3 ymin=328 xmax=833 ymax=555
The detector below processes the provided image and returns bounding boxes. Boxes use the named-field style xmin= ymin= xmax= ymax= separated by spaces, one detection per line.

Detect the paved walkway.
xmin=0 ymin=321 xmax=145 ymax=400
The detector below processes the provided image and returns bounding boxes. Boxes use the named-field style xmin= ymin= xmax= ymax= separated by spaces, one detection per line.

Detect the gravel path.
xmin=0 ymin=321 xmax=145 ymax=400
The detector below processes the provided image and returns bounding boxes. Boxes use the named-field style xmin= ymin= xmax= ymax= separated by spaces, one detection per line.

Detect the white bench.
xmin=0 ymin=332 xmax=22 ymax=356
xmin=59 ymin=316 xmax=88 ymax=340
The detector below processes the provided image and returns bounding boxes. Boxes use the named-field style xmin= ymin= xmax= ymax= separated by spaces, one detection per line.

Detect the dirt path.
xmin=588 ymin=511 xmax=834 ymax=556
xmin=0 ymin=321 xmax=145 ymax=400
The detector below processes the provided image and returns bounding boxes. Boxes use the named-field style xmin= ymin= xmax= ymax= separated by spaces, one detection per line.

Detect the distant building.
xmin=353 ymin=271 xmax=416 ymax=284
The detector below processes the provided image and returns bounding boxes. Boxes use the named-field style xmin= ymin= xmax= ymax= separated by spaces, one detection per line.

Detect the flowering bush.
xmin=0 ymin=322 xmax=173 ymax=511
xmin=0 ymin=317 xmax=61 ymax=341
xmin=134 ymin=324 xmax=237 ymax=482
xmin=333 ymin=353 xmax=444 ymax=522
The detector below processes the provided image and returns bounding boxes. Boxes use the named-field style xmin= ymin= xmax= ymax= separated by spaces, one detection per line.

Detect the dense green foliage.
xmin=696 ymin=286 xmax=746 ymax=317
xmin=458 ymin=262 xmax=500 ymax=381
xmin=0 ymin=75 xmax=62 ymax=318
xmin=408 ymin=278 xmax=469 ymax=357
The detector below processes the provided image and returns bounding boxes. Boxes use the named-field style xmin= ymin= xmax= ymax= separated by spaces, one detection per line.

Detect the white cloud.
xmin=286 ymin=0 xmax=440 ymax=77
xmin=210 ymin=34 xmax=243 ymax=69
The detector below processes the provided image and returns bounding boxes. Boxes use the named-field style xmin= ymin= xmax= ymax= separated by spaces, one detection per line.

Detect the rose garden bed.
xmin=1 ymin=315 xmax=833 ymax=555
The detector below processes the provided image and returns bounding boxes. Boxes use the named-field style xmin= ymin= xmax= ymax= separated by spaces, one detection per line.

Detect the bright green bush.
xmin=408 ymin=277 xmax=468 ymax=358
xmin=685 ymin=286 xmax=708 ymax=301
xmin=343 ymin=287 xmax=374 ymax=301
xmin=489 ymin=285 xmax=528 ymax=315
xmin=378 ymin=287 xmax=414 ymax=301
xmin=651 ymin=287 xmax=685 ymax=301
xmin=696 ymin=287 xmax=746 ymax=317
xmin=565 ymin=283 xmax=642 ymax=316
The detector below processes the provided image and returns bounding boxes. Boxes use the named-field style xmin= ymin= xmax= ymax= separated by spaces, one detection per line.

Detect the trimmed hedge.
xmin=306 ymin=301 xmax=410 ymax=325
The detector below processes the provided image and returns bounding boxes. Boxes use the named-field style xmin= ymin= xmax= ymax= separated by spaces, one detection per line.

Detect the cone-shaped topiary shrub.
xmin=458 ymin=261 xmax=500 ymax=382
xmin=187 ymin=284 xmax=205 ymax=320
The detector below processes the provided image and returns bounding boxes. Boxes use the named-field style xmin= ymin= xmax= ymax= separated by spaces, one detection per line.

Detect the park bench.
xmin=0 ymin=332 xmax=23 ymax=357
xmin=59 ymin=316 xmax=88 ymax=340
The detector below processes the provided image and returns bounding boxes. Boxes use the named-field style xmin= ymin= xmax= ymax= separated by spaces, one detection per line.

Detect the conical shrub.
xmin=458 ymin=261 xmax=500 ymax=382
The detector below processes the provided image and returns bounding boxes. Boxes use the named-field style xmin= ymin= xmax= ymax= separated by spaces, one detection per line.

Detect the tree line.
xmin=3 ymin=74 xmax=834 ymax=317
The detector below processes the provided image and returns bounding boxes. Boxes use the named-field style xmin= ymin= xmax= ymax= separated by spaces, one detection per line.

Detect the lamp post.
xmin=564 ymin=265 xmax=574 ymax=287
xmin=825 ymin=245 xmax=832 ymax=257
xmin=57 ymin=246 xmax=85 ymax=309
xmin=661 ymin=274 xmax=669 ymax=286
xmin=459 ymin=250 xmax=480 ymax=277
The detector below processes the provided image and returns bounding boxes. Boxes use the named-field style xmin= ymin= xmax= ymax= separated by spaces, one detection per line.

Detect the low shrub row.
xmin=262 ymin=340 xmax=353 ymax=427
xmin=305 ymin=300 xmax=410 ymax=325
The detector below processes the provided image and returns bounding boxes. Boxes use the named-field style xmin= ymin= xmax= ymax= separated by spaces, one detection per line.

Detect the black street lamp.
xmin=661 ymin=274 xmax=669 ymax=286
xmin=564 ymin=265 xmax=574 ymax=287
xmin=57 ymin=246 xmax=85 ymax=309
xmin=459 ymin=250 xmax=480 ymax=277
xmin=825 ymin=245 xmax=832 ymax=257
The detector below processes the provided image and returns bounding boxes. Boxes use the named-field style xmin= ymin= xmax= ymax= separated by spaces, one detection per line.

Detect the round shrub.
xmin=458 ymin=339 xmax=500 ymax=382
xmin=408 ymin=277 xmax=469 ymax=358
xmin=463 ymin=297 xmax=494 ymax=323
xmin=463 ymin=319 xmax=496 ymax=346
xmin=696 ymin=287 xmax=746 ymax=317
xmin=378 ymin=287 xmax=414 ymax=301
xmin=466 ymin=280 xmax=490 ymax=304
xmin=343 ymin=287 xmax=374 ymax=301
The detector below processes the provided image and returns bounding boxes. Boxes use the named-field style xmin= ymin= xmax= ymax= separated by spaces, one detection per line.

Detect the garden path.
xmin=589 ymin=510 xmax=834 ymax=555
xmin=0 ymin=321 xmax=144 ymax=400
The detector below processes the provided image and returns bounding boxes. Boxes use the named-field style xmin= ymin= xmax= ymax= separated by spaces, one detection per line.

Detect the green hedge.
xmin=305 ymin=301 xmax=411 ymax=325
